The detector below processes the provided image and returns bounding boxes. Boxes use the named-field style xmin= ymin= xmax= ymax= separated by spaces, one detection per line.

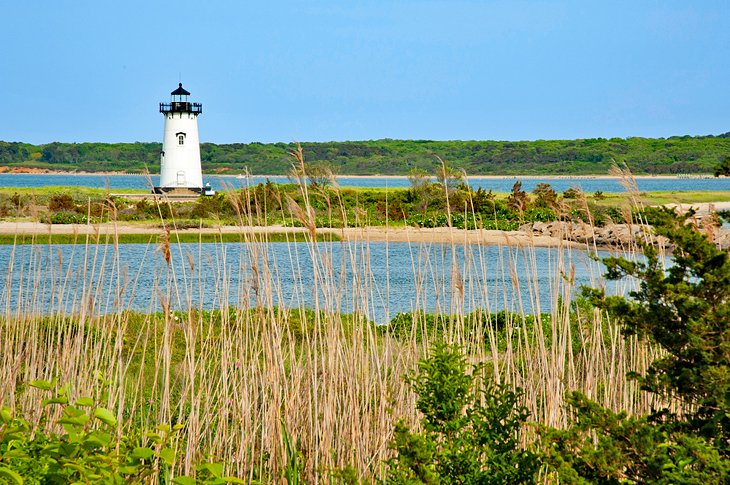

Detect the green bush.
xmin=544 ymin=207 xmax=730 ymax=483
xmin=562 ymin=187 xmax=580 ymax=199
xmin=0 ymin=381 xmax=244 ymax=484
xmin=524 ymin=207 xmax=556 ymax=222
xmin=48 ymin=211 xmax=89 ymax=224
xmin=48 ymin=193 xmax=76 ymax=212
xmin=543 ymin=393 xmax=729 ymax=484
xmin=385 ymin=342 xmax=541 ymax=484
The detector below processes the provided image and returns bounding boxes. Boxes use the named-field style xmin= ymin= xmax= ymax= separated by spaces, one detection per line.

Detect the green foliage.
xmin=523 ymin=207 xmax=556 ymax=223
xmin=585 ymin=203 xmax=623 ymax=227
xmin=562 ymin=187 xmax=580 ymax=199
xmin=47 ymin=211 xmax=89 ymax=224
xmin=434 ymin=163 xmax=463 ymax=192
xmin=3 ymin=135 xmax=729 ymax=175
xmin=47 ymin=193 xmax=76 ymax=212
xmin=718 ymin=210 xmax=730 ymax=225
xmin=383 ymin=310 xmax=569 ymax=357
xmin=407 ymin=167 xmax=431 ymax=191
xmin=543 ymin=392 xmax=730 ymax=484
xmin=593 ymin=207 xmax=729 ymax=439
xmin=304 ymin=161 xmax=336 ymax=187
xmin=468 ymin=187 xmax=496 ymax=213
xmin=281 ymin=421 xmax=303 ymax=485
xmin=0 ymin=384 xmax=243 ymax=484
xmin=713 ymin=155 xmax=730 ymax=177
xmin=385 ymin=342 xmax=541 ymax=484
xmin=506 ymin=181 xmax=529 ymax=212
xmin=544 ymin=206 xmax=730 ymax=482
xmin=532 ymin=182 xmax=557 ymax=208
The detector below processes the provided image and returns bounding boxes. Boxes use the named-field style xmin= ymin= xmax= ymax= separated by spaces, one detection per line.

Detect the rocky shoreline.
xmin=519 ymin=219 xmax=730 ymax=250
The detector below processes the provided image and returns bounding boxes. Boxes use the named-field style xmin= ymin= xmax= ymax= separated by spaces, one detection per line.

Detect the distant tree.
xmin=48 ymin=193 xmax=76 ymax=212
xmin=470 ymin=187 xmax=496 ymax=213
xmin=506 ymin=181 xmax=529 ymax=212
xmin=434 ymin=160 xmax=463 ymax=193
xmin=713 ymin=156 xmax=730 ymax=177
xmin=4 ymin=135 xmax=730 ymax=175
xmin=304 ymin=161 xmax=336 ymax=187
xmin=562 ymin=187 xmax=580 ymax=199
xmin=408 ymin=167 xmax=431 ymax=192
xmin=532 ymin=183 xmax=557 ymax=208
xmin=407 ymin=167 xmax=433 ymax=210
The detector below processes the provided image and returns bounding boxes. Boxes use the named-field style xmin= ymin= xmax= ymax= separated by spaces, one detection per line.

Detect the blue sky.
xmin=2 ymin=1 xmax=729 ymax=144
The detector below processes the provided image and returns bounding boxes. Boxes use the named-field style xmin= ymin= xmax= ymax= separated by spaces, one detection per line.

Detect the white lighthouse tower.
xmin=155 ymin=83 xmax=205 ymax=194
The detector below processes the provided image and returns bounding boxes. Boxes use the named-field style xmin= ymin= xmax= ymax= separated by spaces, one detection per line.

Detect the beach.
xmin=0 ymin=220 xmax=574 ymax=247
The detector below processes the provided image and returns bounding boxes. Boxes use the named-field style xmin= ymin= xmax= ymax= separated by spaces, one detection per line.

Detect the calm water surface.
xmin=1 ymin=173 xmax=728 ymax=193
xmin=0 ymin=241 xmax=631 ymax=323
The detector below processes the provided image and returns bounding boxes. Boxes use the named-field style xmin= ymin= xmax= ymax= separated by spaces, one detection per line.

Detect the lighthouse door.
xmin=176 ymin=171 xmax=186 ymax=186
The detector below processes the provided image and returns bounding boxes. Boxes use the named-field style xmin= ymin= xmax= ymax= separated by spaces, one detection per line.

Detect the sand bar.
xmin=1 ymin=200 xmax=727 ymax=247
xmin=0 ymin=221 xmax=573 ymax=247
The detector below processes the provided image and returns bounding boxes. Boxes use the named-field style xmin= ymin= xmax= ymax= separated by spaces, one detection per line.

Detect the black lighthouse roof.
xmin=171 ymin=83 xmax=190 ymax=96
xmin=160 ymin=83 xmax=202 ymax=115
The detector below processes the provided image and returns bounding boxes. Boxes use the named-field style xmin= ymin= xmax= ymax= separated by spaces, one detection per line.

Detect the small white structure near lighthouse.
xmin=155 ymin=83 xmax=209 ymax=194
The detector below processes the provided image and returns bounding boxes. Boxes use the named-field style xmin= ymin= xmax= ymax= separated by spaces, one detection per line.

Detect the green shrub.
xmin=0 ymin=382 xmax=244 ymax=484
xmin=544 ymin=207 xmax=730 ymax=483
xmin=48 ymin=193 xmax=76 ymax=212
xmin=562 ymin=187 xmax=580 ymax=199
xmin=524 ymin=207 xmax=556 ymax=222
xmin=48 ymin=211 xmax=88 ymax=224
xmin=385 ymin=342 xmax=541 ymax=484
xmin=532 ymin=182 xmax=557 ymax=208
xmin=543 ymin=392 xmax=729 ymax=484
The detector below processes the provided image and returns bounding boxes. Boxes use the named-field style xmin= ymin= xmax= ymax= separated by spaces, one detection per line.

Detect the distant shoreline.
xmin=0 ymin=171 xmax=719 ymax=180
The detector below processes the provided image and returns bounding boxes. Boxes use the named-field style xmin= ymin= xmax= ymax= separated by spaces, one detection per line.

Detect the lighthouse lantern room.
xmin=155 ymin=83 xmax=207 ymax=194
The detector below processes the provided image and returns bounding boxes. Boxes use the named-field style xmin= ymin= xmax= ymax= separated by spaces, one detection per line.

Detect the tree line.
xmin=1 ymin=133 xmax=729 ymax=175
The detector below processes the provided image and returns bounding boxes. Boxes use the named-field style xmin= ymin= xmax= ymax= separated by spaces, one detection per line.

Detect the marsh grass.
xmin=0 ymin=161 xmax=668 ymax=482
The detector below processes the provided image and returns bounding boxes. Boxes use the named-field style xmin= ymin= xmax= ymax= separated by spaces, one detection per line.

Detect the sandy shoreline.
xmin=0 ymin=221 xmax=572 ymax=247
xmin=3 ymin=198 xmax=729 ymax=247
xmin=2 ymin=198 xmax=728 ymax=246
xmin=664 ymin=201 xmax=730 ymax=211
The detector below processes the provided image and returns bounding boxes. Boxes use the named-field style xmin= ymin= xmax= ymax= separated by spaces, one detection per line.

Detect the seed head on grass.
xmin=159 ymin=227 xmax=171 ymax=265
xmin=609 ymin=161 xmax=643 ymax=213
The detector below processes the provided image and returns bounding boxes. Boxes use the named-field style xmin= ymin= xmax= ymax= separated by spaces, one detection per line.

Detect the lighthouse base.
xmin=152 ymin=187 xmax=217 ymax=197
xmin=152 ymin=186 xmax=200 ymax=195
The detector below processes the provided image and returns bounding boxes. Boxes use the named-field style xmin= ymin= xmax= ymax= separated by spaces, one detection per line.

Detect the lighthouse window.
xmin=178 ymin=134 xmax=185 ymax=145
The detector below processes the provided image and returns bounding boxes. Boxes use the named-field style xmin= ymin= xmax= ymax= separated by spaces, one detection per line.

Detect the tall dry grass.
xmin=0 ymin=163 xmax=665 ymax=482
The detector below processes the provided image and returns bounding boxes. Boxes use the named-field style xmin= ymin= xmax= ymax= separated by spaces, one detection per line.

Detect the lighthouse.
xmin=155 ymin=83 xmax=206 ymax=194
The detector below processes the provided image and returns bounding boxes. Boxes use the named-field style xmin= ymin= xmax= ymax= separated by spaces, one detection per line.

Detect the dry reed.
xmin=0 ymin=169 xmax=664 ymax=483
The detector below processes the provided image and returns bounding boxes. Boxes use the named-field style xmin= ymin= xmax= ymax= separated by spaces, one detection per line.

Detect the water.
xmin=0 ymin=241 xmax=629 ymax=323
xmin=1 ymin=173 xmax=728 ymax=193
